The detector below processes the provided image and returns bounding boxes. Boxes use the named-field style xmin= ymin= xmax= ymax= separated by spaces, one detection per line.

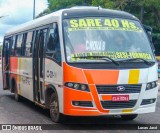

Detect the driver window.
xmin=46 ymin=23 xmax=61 ymax=64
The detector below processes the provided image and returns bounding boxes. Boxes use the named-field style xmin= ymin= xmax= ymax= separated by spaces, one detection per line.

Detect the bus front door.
xmin=2 ymin=39 xmax=10 ymax=90
xmin=33 ymin=29 xmax=48 ymax=103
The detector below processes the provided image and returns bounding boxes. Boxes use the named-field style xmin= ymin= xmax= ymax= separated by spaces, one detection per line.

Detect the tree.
xmin=38 ymin=0 xmax=160 ymax=31
xmin=37 ymin=0 xmax=92 ymax=17
xmin=36 ymin=0 xmax=160 ymax=51
xmin=92 ymin=0 xmax=160 ymax=31
xmin=122 ymin=0 xmax=160 ymax=31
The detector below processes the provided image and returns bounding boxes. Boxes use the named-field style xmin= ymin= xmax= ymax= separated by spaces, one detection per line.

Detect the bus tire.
xmin=13 ymin=81 xmax=21 ymax=102
xmin=50 ymin=93 xmax=64 ymax=123
xmin=121 ymin=114 xmax=138 ymax=120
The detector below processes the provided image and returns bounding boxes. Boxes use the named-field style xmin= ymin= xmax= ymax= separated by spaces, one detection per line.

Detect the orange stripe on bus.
xmin=84 ymin=70 xmax=119 ymax=85
xmin=10 ymin=57 xmax=18 ymax=73
xmin=63 ymin=62 xmax=87 ymax=83
xmin=89 ymin=85 xmax=110 ymax=113
xmin=83 ymin=70 xmax=94 ymax=84
xmin=68 ymin=110 xmax=101 ymax=116
xmin=64 ymin=87 xmax=95 ymax=115
xmin=101 ymin=95 xmax=112 ymax=101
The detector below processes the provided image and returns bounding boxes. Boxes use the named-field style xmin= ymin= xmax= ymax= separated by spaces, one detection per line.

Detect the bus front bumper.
xmin=63 ymin=86 xmax=158 ymax=116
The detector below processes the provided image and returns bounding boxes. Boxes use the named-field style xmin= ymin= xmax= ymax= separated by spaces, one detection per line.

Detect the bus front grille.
xmin=96 ymin=84 xmax=142 ymax=94
xmin=101 ymin=100 xmax=137 ymax=109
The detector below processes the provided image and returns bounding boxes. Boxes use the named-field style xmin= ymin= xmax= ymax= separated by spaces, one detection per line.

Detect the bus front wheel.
xmin=50 ymin=93 xmax=64 ymax=123
xmin=121 ymin=114 xmax=138 ymax=120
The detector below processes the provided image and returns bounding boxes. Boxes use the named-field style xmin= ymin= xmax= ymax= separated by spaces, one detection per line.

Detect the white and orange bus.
xmin=2 ymin=7 xmax=159 ymax=122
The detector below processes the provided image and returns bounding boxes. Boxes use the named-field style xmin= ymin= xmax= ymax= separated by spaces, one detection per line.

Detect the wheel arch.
xmin=10 ymin=76 xmax=16 ymax=93
xmin=45 ymin=84 xmax=58 ymax=108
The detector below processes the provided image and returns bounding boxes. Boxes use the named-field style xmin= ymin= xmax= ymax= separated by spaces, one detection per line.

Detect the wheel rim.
xmin=50 ymin=99 xmax=59 ymax=119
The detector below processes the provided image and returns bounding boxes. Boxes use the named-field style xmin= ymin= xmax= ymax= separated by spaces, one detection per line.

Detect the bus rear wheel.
xmin=121 ymin=114 xmax=138 ymax=120
xmin=13 ymin=81 xmax=21 ymax=102
xmin=50 ymin=93 xmax=64 ymax=123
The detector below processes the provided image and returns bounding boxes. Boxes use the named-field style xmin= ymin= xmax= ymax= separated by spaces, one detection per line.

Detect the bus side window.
xmin=46 ymin=23 xmax=61 ymax=64
xmin=15 ymin=34 xmax=23 ymax=56
xmin=24 ymin=31 xmax=33 ymax=57
xmin=3 ymin=38 xmax=9 ymax=57
xmin=10 ymin=35 xmax=17 ymax=56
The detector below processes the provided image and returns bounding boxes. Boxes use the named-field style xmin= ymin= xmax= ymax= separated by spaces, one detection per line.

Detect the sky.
xmin=0 ymin=0 xmax=48 ymax=44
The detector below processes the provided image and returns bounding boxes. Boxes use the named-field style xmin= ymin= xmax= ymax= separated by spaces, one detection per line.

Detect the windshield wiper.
xmin=72 ymin=55 xmax=119 ymax=66
xmin=119 ymin=58 xmax=153 ymax=65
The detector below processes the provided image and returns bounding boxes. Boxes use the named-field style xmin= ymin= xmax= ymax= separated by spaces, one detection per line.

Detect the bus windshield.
xmin=63 ymin=17 xmax=155 ymax=62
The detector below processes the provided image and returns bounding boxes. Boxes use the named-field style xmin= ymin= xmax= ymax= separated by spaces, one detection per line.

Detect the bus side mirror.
xmin=143 ymin=25 xmax=155 ymax=52
xmin=143 ymin=25 xmax=152 ymax=42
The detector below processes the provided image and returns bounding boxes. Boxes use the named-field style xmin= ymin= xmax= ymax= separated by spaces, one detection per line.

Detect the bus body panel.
xmin=44 ymin=58 xmax=63 ymax=112
xmin=63 ymin=62 xmax=158 ymax=116
xmin=18 ymin=57 xmax=33 ymax=101
xmin=10 ymin=57 xmax=34 ymax=101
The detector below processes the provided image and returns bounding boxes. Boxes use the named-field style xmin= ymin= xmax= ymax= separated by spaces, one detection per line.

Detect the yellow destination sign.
xmin=68 ymin=18 xmax=142 ymax=32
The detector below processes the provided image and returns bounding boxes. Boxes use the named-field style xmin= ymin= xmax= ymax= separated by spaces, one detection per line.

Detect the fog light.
xmin=73 ymin=101 xmax=79 ymax=106
xmin=150 ymin=99 xmax=154 ymax=103
xmin=74 ymin=84 xmax=80 ymax=89
xmin=72 ymin=101 xmax=93 ymax=107
xmin=81 ymin=85 xmax=87 ymax=91
xmin=141 ymin=98 xmax=156 ymax=105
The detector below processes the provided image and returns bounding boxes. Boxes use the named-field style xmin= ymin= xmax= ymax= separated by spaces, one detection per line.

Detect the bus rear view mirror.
xmin=143 ymin=25 xmax=155 ymax=52
xmin=143 ymin=25 xmax=152 ymax=42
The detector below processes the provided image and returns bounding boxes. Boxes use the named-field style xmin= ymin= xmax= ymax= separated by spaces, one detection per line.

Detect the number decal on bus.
xmin=46 ymin=70 xmax=57 ymax=78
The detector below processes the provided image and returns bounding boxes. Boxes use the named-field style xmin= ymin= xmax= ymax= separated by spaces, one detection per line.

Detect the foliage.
xmin=37 ymin=0 xmax=91 ymax=17
xmin=37 ymin=0 xmax=160 ymax=32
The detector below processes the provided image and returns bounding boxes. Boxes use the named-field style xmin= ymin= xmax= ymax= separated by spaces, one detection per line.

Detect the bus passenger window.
xmin=24 ymin=31 xmax=33 ymax=56
xmin=15 ymin=34 xmax=23 ymax=56
xmin=10 ymin=36 xmax=17 ymax=56
xmin=46 ymin=25 xmax=61 ymax=64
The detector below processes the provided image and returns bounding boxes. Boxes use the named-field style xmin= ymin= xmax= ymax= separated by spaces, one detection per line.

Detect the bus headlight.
xmin=146 ymin=81 xmax=157 ymax=90
xmin=65 ymin=82 xmax=90 ymax=92
xmin=81 ymin=84 xmax=87 ymax=91
xmin=67 ymin=82 xmax=74 ymax=88
xmin=74 ymin=83 xmax=80 ymax=89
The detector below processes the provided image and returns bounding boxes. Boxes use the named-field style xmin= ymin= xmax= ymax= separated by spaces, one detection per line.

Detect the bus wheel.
xmin=50 ymin=93 xmax=64 ymax=123
xmin=121 ymin=114 xmax=138 ymax=120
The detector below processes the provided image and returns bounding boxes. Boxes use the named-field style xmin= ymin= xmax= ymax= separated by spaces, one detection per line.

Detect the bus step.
xmin=35 ymin=101 xmax=46 ymax=109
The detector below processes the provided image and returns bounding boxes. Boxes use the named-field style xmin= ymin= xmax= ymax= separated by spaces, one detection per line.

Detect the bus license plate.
xmin=112 ymin=95 xmax=129 ymax=102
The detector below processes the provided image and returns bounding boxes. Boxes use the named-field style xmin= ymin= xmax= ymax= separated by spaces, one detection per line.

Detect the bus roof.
xmin=5 ymin=9 xmax=62 ymax=36
xmin=5 ymin=6 xmax=138 ymax=37
xmin=62 ymin=6 xmax=138 ymax=20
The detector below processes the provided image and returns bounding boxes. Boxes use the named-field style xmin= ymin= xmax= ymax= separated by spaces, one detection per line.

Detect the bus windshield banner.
xmin=68 ymin=18 xmax=142 ymax=32
xmin=71 ymin=52 xmax=153 ymax=61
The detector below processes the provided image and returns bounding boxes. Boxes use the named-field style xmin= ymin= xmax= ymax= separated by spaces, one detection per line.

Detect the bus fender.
xmin=45 ymin=84 xmax=58 ymax=108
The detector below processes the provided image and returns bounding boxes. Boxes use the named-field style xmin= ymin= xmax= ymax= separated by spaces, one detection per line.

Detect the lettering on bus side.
xmin=22 ymin=77 xmax=31 ymax=85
